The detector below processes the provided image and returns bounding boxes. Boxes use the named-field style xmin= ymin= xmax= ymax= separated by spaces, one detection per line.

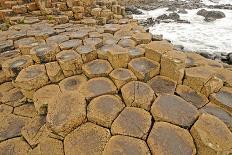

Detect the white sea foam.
xmin=133 ymin=7 xmax=232 ymax=53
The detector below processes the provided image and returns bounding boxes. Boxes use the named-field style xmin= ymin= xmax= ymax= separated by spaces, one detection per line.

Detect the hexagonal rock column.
xmin=109 ymin=68 xmax=137 ymax=89
xmin=209 ymin=87 xmax=232 ymax=114
xmin=190 ymin=114 xmax=232 ymax=155
xmin=59 ymin=75 xmax=87 ymax=93
xmin=87 ymin=95 xmax=125 ymax=128
xmin=76 ymin=45 xmax=97 ymax=63
xmin=131 ymin=32 xmax=152 ymax=44
xmin=0 ymin=137 xmax=31 ymax=155
xmin=176 ymin=85 xmax=209 ymax=108
xmin=107 ymin=45 xmax=130 ymax=69
xmin=111 ymin=107 xmax=152 ymax=140
xmin=59 ymin=39 xmax=82 ymax=50
xmin=83 ymin=38 xmax=103 ymax=49
xmin=64 ymin=122 xmax=111 ymax=155
xmin=121 ymin=81 xmax=154 ymax=111
xmin=79 ymin=77 xmax=117 ymax=100
xmin=103 ymin=135 xmax=150 ymax=155
xmin=151 ymin=95 xmax=199 ymax=128
xmin=70 ymin=30 xmax=89 ymax=40
xmin=147 ymin=122 xmax=196 ymax=155
xmin=18 ymin=40 xmax=42 ymax=55
xmin=82 ymin=59 xmax=113 ymax=78
xmin=128 ymin=57 xmax=160 ymax=82
xmin=14 ymin=37 xmax=37 ymax=53
xmin=160 ymin=50 xmax=186 ymax=84
xmin=184 ymin=66 xmax=223 ymax=97
xmin=201 ymin=103 xmax=232 ymax=131
xmin=29 ymin=137 xmax=64 ymax=155
xmin=46 ymin=91 xmax=86 ymax=137
xmin=147 ymin=76 xmax=177 ymax=95
xmin=144 ymin=41 xmax=174 ymax=62
xmin=0 ymin=114 xmax=30 ymax=142
xmin=128 ymin=47 xmax=145 ymax=58
xmin=2 ymin=55 xmax=33 ymax=77
xmin=118 ymin=38 xmax=137 ymax=48
xmin=30 ymin=43 xmax=60 ymax=63
xmin=15 ymin=64 xmax=49 ymax=99
xmin=33 ymin=84 xmax=61 ymax=115
xmin=45 ymin=61 xmax=65 ymax=83
xmin=56 ymin=49 xmax=83 ymax=77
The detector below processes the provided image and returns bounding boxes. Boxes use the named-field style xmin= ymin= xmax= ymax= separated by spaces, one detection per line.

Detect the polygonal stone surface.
xmin=121 ymin=81 xmax=154 ymax=110
xmin=21 ymin=116 xmax=46 ymax=147
xmin=59 ymin=75 xmax=87 ymax=93
xmin=0 ymin=87 xmax=25 ymax=107
xmin=128 ymin=47 xmax=145 ymax=58
xmin=190 ymin=114 xmax=232 ymax=155
xmin=0 ymin=113 xmax=30 ymax=141
xmin=46 ymin=34 xmax=69 ymax=44
xmin=79 ymin=77 xmax=117 ymax=100
xmin=2 ymin=55 xmax=33 ymax=77
xmin=47 ymin=92 xmax=86 ymax=136
xmin=118 ymin=38 xmax=137 ymax=48
xmin=87 ymin=95 xmax=125 ymax=128
xmin=14 ymin=37 xmax=36 ymax=49
xmin=145 ymin=40 xmax=174 ymax=62
xmin=111 ymin=107 xmax=152 ymax=140
xmin=104 ymin=24 xmax=120 ymax=34
xmin=103 ymin=135 xmax=150 ymax=155
xmin=64 ymin=122 xmax=111 ymax=155
xmin=45 ymin=61 xmax=65 ymax=83
xmin=151 ymin=95 xmax=199 ymax=128
xmin=33 ymin=84 xmax=61 ymax=115
xmin=70 ymin=30 xmax=89 ymax=40
xmin=209 ymin=87 xmax=232 ymax=114
xmin=76 ymin=45 xmax=97 ymax=63
xmin=147 ymin=122 xmax=196 ymax=155
xmin=82 ymin=59 xmax=113 ymax=78
xmin=132 ymin=32 xmax=152 ymax=44
xmin=147 ymin=76 xmax=177 ymax=95
xmin=19 ymin=40 xmax=42 ymax=55
xmin=83 ymin=38 xmax=103 ymax=49
xmin=128 ymin=57 xmax=160 ymax=81
xmin=109 ymin=68 xmax=137 ymax=89
xmin=97 ymin=44 xmax=116 ymax=59
xmin=14 ymin=103 xmax=37 ymax=118
xmin=0 ymin=104 xmax=13 ymax=114
xmin=0 ymin=40 xmax=14 ymax=53
xmin=30 ymin=43 xmax=60 ymax=63
xmin=59 ymin=39 xmax=82 ymax=50
xmin=56 ymin=49 xmax=83 ymax=77
xmin=0 ymin=137 xmax=31 ymax=155
xmin=176 ymin=85 xmax=209 ymax=108
xmin=107 ymin=45 xmax=130 ymax=69
xmin=0 ymin=49 xmax=21 ymax=68
xmin=29 ymin=137 xmax=64 ymax=155
xmin=201 ymin=103 xmax=232 ymax=131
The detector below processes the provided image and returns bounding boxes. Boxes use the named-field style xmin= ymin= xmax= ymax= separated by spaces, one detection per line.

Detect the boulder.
xmin=190 ymin=114 xmax=232 ymax=155
xmin=111 ymin=107 xmax=152 ymax=140
xmin=87 ymin=95 xmax=125 ymax=128
xmin=147 ymin=122 xmax=196 ymax=155
xmin=151 ymin=95 xmax=199 ymax=128
xmin=121 ymin=81 xmax=154 ymax=111
xmin=64 ymin=122 xmax=111 ymax=155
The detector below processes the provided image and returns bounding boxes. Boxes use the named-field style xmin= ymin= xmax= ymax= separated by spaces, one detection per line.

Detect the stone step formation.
xmin=0 ymin=0 xmax=232 ymax=155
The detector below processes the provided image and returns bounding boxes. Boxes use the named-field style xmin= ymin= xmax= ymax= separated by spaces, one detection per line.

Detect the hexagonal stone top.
xmin=111 ymin=107 xmax=152 ymax=140
xmin=210 ymin=87 xmax=232 ymax=113
xmin=87 ymin=95 xmax=125 ymax=128
xmin=132 ymin=32 xmax=152 ymax=44
xmin=46 ymin=92 xmax=86 ymax=136
xmin=147 ymin=76 xmax=177 ymax=95
xmin=121 ymin=81 xmax=154 ymax=111
xmin=79 ymin=77 xmax=117 ymax=100
xmin=59 ymin=75 xmax=87 ymax=93
xmin=64 ymin=122 xmax=111 ymax=155
xmin=15 ymin=64 xmax=49 ymax=90
xmin=46 ymin=34 xmax=69 ymax=44
xmin=190 ymin=114 xmax=232 ymax=155
xmin=82 ymin=59 xmax=113 ymax=78
xmin=59 ymin=39 xmax=82 ymax=50
xmin=147 ymin=122 xmax=196 ymax=155
xmin=109 ymin=68 xmax=137 ymax=89
xmin=103 ymin=135 xmax=150 ymax=155
xmin=128 ymin=57 xmax=160 ymax=81
xmin=151 ymin=95 xmax=199 ymax=128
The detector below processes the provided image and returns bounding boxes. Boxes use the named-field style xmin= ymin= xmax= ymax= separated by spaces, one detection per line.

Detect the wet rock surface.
xmin=0 ymin=0 xmax=231 ymax=154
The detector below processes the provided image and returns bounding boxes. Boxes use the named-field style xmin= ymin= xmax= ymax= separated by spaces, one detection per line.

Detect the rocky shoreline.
xmin=0 ymin=0 xmax=232 ymax=155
